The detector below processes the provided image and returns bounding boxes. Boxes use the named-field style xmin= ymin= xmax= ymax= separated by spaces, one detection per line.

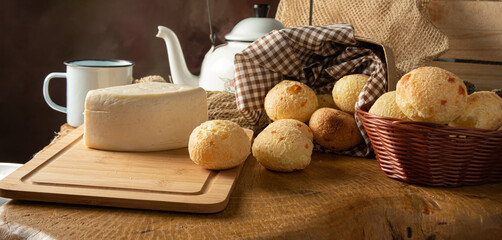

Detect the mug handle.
xmin=43 ymin=72 xmax=67 ymax=113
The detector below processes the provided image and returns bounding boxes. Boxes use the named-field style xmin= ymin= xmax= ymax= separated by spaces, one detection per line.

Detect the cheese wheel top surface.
xmin=86 ymin=82 xmax=204 ymax=110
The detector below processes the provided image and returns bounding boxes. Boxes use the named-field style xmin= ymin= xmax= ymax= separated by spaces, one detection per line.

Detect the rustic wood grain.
xmin=0 ymin=144 xmax=500 ymax=239
xmin=428 ymin=0 xmax=502 ymax=62
xmin=1 ymin=1 xmax=501 ymax=238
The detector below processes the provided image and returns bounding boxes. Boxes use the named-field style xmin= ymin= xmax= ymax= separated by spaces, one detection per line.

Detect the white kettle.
xmin=156 ymin=4 xmax=284 ymax=93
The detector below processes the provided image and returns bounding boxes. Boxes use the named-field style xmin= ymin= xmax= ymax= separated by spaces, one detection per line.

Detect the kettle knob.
xmin=254 ymin=4 xmax=270 ymax=18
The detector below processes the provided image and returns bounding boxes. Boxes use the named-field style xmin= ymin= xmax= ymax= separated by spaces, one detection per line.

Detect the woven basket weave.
xmin=356 ymin=103 xmax=502 ymax=187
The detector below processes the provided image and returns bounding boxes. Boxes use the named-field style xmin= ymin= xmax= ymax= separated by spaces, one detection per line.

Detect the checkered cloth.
xmin=234 ymin=24 xmax=387 ymax=157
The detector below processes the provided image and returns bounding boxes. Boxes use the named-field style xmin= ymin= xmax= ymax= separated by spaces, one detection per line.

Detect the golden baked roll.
xmin=316 ymin=94 xmax=338 ymax=109
xmin=396 ymin=67 xmax=468 ymax=124
xmin=134 ymin=75 xmax=166 ymax=83
xmin=309 ymin=108 xmax=363 ymax=151
xmin=188 ymin=120 xmax=250 ymax=170
xmin=264 ymin=80 xmax=318 ymax=122
xmin=448 ymin=91 xmax=502 ymax=130
xmin=252 ymin=119 xmax=313 ymax=172
xmin=369 ymin=91 xmax=409 ymax=120
xmin=332 ymin=74 xmax=369 ymax=114
xmin=275 ymin=118 xmax=314 ymax=141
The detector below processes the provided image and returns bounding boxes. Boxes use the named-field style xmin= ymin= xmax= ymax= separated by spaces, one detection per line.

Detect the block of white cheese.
xmin=84 ymin=82 xmax=208 ymax=151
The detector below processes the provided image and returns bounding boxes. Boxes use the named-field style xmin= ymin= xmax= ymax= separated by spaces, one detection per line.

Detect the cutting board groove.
xmin=0 ymin=126 xmax=253 ymax=213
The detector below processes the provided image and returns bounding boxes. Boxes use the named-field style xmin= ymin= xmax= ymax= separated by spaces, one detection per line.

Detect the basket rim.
xmin=356 ymin=103 xmax=502 ymax=136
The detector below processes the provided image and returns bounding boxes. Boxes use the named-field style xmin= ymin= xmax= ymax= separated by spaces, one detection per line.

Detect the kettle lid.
xmin=224 ymin=4 xmax=285 ymax=42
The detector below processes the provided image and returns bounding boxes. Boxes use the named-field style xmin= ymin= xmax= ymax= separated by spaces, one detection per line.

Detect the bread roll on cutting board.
xmin=189 ymin=120 xmax=250 ymax=170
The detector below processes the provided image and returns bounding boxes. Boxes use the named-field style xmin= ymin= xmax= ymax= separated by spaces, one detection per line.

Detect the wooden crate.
xmin=427 ymin=0 xmax=502 ymax=90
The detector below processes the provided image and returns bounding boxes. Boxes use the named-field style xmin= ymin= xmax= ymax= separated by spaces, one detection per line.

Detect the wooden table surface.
xmin=0 ymin=126 xmax=501 ymax=239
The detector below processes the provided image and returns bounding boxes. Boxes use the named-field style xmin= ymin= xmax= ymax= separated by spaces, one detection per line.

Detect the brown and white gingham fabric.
xmin=234 ymin=24 xmax=387 ymax=157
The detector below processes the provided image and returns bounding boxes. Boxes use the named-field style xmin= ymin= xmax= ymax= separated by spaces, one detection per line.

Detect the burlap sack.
xmin=206 ymin=91 xmax=269 ymax=132
xmin=275 ymin=0 xmax=449 ymax=76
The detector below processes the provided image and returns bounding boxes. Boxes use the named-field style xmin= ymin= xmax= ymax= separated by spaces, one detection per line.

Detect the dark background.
xmin=0 ymin=0 xmax=280 ymax=163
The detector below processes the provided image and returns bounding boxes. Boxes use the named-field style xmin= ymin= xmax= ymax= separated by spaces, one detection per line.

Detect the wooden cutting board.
xmin=0 ymin=126 xmax=253 ymax=213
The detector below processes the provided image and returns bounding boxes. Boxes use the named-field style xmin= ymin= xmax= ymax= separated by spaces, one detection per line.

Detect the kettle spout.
xmin=156 ymin=26 xmax=199 ymax=87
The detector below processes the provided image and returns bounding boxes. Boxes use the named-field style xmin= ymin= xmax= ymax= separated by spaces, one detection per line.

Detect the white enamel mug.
xmin=43 ymin=59 xmax=134 ymax=127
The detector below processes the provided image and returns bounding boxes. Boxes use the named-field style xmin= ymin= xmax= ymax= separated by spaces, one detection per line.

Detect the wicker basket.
xmin=356 ymin=103 xmax=502 ymax=187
